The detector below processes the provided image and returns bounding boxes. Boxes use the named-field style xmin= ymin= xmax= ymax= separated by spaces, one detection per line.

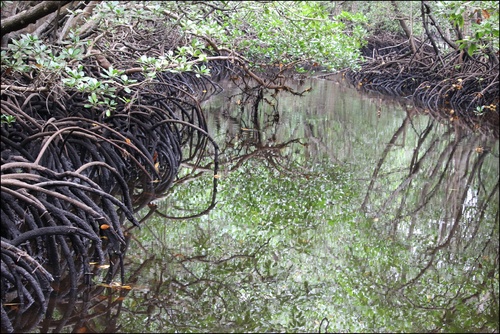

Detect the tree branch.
xmin=1 ymin=0 xmax=73 ymax=37
xmin=390 ymin=0 xmax=417 ymax=54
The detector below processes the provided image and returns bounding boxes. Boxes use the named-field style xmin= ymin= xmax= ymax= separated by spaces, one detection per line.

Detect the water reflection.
xmin=120 ymin=76 xmax=498 ymax=332
xmin=23 ymin=76 xmax=499 ymax=332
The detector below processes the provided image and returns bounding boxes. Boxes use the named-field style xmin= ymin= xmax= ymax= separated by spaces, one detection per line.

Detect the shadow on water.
xmin=19 ymin=75 xmax=499 ymax=332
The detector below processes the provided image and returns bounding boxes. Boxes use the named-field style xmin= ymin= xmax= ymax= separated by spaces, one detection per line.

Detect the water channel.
xmin=35 ymin=75 xmax=500 ymax=332
xmin=113 ymin=75 xmax=499 ymax=333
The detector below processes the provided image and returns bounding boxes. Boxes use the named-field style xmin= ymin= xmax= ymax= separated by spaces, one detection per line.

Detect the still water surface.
xmin=113 ymin=76 xmax=498 ymax=333
xmin=40 ymin=76 xmax=499 ymax=332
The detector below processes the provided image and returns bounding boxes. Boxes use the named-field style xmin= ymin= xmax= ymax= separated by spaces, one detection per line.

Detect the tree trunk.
xmin=390 ymin=0 xmax=417 ymax=54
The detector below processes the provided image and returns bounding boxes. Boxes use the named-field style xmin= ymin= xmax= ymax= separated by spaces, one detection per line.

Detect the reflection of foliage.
xmin=216 ymin=86 xmax=308 ymax=175
xmin=149 ymin=82 xmax=314 ymax=219
xmin=120 ymin=82 xmax=498 ymax=332
xmin=121 ymin=160 xmax=354 ymax=333
xmin=357 ymin=112 xmax=499 ymax=332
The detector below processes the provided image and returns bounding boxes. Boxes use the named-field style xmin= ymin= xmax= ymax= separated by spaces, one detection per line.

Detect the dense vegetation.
xmin=2 ymin=1 xmax=498 ymax=131
xmin=346 ymin=1 xmax=499 ymax=136
xmin=1 ymin=1 xmax=498 ymax=333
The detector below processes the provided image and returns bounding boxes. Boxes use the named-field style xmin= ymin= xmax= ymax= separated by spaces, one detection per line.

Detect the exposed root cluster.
xmin=346 ymin=33 xmax=499 ymax=138
xmin=0 ymin=25 xmax=233 ymax=333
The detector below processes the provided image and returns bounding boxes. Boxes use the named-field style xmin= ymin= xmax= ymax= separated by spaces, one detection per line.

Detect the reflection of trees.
xmin=126 ymin=82 xmax=498 ymax=333
xmin=362 ymin=106 xmax=498 ymax=243
xmin=148 ymin=83 xmax=310 ymax=220
xmin=40 ymin=253 xmax=153 ymax=333
xmin=356 ymin=105 xmax=499 ymax=331
xmin=115 ymin=83 xmax=325 ymax=332
xmin=113 ymin=230 xmax=283 ymax=332
xmin=188 ymin=71 xmax=313 ymax=175
xmin=218 ymin=86 xmax=306 ymax=175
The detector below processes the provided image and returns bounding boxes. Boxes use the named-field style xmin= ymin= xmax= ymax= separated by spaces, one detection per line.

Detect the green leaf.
xmin=467 ymin=43 xmax=477 ymax=56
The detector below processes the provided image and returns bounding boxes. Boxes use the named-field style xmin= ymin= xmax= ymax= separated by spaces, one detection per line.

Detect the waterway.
xmin=116 ymin=75 xmax=499 ymax=333
xmin=26 ymin=75 xmax=500 ymax=333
